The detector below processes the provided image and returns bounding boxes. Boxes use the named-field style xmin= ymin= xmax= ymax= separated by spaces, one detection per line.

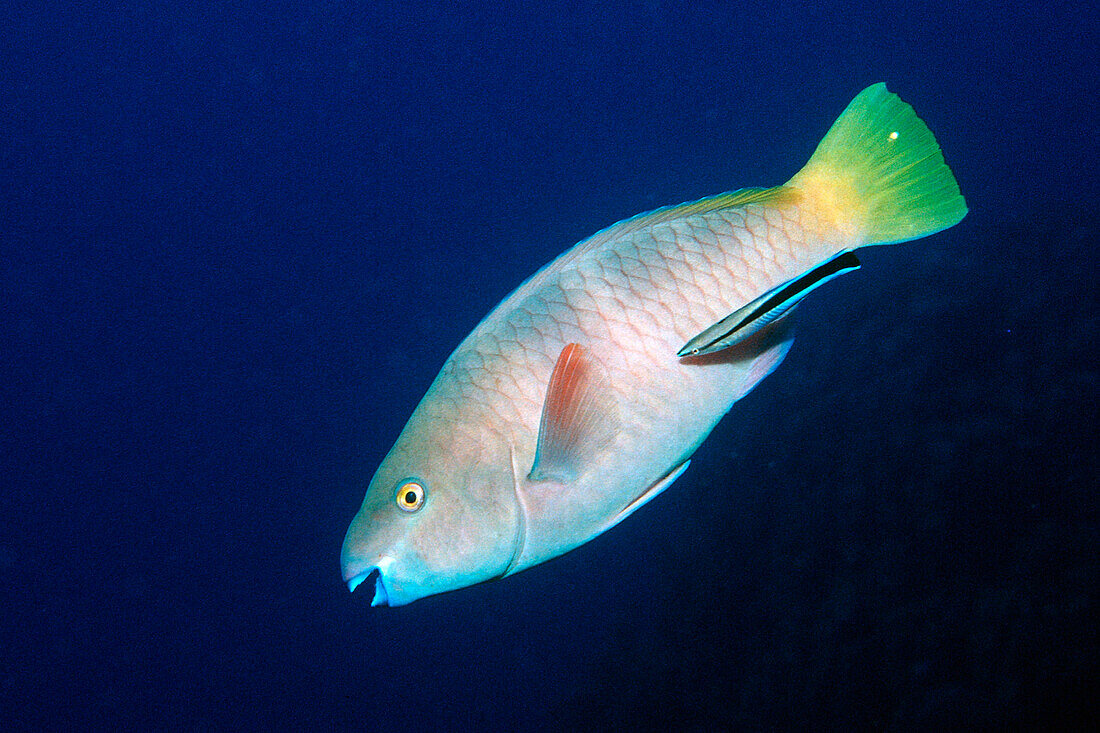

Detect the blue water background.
xmin=2 ymin=2 xmax=1096 ymax=729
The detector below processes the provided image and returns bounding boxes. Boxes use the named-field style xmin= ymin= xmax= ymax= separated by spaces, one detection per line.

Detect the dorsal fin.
xmin=581 ymin=186 xmax=799 ymax=249
xmin=490 ymin=187 xmax=800 ymax=322
xmin=528 ymin=343 xmax=619 ymax=484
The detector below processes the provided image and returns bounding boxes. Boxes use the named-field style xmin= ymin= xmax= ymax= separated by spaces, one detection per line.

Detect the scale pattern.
xmin=427 ymin=197 xmax=842 ymax=482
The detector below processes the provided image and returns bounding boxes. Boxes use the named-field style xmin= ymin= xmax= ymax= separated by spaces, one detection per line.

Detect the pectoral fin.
xmin=678 ymin=252 xmax=861 ymax=357
xmin=529 ymin=343 xmax=619 ymax=484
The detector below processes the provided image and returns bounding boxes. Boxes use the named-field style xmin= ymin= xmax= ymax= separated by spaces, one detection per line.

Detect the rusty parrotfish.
xmin=341 ymin=83 xmax=966 ymax=606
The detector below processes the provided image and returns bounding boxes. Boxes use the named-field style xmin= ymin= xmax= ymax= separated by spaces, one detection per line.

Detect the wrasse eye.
xmin=395 ymin=480 xmax=425 ymax=512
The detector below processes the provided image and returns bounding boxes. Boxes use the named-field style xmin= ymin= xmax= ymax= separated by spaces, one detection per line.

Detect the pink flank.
xmin=419 ymin=195 xmax=844 ymax=571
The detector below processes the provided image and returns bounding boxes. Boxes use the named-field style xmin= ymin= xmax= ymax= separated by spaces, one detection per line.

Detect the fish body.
xmin=341 ymin=84 xmax=967 ymax=606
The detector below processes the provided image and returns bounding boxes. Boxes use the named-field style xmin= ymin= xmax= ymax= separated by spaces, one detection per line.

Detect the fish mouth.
xmin=345 ymin=566 xmax=391 ymax=607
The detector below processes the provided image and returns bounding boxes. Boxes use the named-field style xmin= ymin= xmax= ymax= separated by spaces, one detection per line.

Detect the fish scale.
xmin=342 ymin=84 xmax=967 ymax=606
xmin=462 ymin=202 xmax=825 ymax=441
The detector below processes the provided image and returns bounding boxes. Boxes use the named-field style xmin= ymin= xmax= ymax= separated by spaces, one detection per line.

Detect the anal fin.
xmin=599 ymin=460 xmax=691 ymax=535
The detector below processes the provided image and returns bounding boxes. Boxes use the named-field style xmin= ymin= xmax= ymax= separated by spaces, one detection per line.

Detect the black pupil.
xmin=404 ymin=490 xmax=418 ymax=505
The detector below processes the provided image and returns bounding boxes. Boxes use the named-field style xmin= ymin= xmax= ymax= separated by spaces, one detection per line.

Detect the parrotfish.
xmin=341 ymin=83 xmax=966 ymax=606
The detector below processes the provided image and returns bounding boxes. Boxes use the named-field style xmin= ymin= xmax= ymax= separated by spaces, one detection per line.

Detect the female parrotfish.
xmin=341 ymin=83 xmax=966 ymax=606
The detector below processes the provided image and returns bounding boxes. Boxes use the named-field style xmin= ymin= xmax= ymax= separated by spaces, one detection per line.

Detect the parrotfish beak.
xmin=345 ymin=567 xmax=388 ymax=606
xmin=343 ymin=556 xmax=394 ymax=607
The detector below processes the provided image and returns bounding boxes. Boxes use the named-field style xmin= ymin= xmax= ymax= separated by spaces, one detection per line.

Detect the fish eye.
xmin=395 ymin=480 xmax=425 ymax=513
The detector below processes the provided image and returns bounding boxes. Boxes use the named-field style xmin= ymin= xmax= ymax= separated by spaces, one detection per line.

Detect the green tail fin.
xmin=788 ymin=83 xmax=967 ymax=246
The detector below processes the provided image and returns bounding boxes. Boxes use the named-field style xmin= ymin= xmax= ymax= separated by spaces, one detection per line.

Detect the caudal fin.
xmin=788 ymin=83 xmax=967 ymax=246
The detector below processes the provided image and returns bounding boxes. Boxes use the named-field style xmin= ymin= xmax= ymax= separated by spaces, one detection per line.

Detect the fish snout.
xmin=340 ymin=506 xmax=398 ymax=605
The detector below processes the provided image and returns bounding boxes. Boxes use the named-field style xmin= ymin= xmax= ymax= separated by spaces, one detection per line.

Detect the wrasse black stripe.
xmin=697 ymin=251 xmax=861 ymax=352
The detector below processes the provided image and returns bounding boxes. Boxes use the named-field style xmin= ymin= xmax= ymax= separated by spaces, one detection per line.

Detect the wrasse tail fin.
xmin=787 ymin=82 xmax=967 ymax=246
xmin=529 ymin=343 xmax=619 ymax=484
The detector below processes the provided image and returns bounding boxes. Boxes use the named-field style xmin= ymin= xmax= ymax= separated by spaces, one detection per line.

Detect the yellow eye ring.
xmin=396 ymin=480 xmax=425 ymax=512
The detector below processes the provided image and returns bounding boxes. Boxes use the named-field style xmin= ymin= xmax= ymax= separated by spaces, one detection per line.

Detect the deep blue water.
xmin=2 ymin=2 xmax=1097 ymax=730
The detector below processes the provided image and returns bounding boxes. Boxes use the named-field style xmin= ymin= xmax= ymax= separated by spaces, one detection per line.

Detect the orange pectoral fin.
xmin=528 ymin=343 xmax=619 ymax=484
